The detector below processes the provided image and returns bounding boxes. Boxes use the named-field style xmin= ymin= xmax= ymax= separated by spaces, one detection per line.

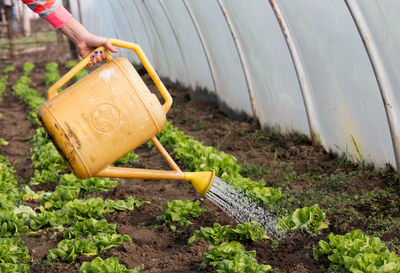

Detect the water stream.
xmin=204 ymin=176 xmax=278 ymax=236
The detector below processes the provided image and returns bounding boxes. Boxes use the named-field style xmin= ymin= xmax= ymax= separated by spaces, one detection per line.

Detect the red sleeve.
xmin=23 ymin=0 xmax=72 ymax=28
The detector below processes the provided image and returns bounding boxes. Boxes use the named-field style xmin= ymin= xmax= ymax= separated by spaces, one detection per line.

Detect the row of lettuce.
xmin=9 ymin=61 xmax=270 ymax=272
xmin=13 ymin=61 xmax=274 ymax=272
xmin=0 ymin=65 xmax=32 ymax=272
xmin=155 ymin=106 xmax=400 ymax=271
xmin=3 ymin=61 xmax=400 ymax=272
xmin=2 ymin=62 xmax=143 ymax=272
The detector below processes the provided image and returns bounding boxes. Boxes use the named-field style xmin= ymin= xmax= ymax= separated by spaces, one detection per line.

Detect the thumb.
xmin=104 ymin=40 xmax=118 ymax=53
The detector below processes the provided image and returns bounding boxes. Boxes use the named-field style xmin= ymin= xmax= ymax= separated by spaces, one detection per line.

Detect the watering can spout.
xmin=186 ymin=170 xmax=215 ymax=197
xmin=96 ymin=167 xmax=215 ymax=197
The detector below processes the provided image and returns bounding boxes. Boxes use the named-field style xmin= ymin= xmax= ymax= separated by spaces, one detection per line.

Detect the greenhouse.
xmin=0 ymin=0 xmax=399 ymax=272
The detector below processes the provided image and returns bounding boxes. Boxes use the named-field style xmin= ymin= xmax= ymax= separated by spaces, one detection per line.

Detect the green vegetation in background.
xmin=12 ymin=63 xmax=45 ymax=125
xmin=22 ymin=62 xmax=35 ymax=75
xmin=44 ymin=62 xmax=60 ymax=87
xmin=65 ymin=60 xmax=88 ymax=82
xmin=0 ymin=138 xmax=8 ymax=146
xmin=0 ymin=30 xmax=64 ymax=53
xmin=0 ymin=75 xmax=7 ymax=100
xmin=2 ymin=65 xmax=16 ymax=73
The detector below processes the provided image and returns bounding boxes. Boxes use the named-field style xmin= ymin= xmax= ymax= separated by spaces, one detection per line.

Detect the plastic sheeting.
xmin=276 ymin=0 xmax=394 ymax=166
xmin=68 ymin=0 xmax=399 ymax=170
xmin=219 ymin=0 xmax=309 ymax=134
xmin=159 ymin=0 xmax=215 ymax=96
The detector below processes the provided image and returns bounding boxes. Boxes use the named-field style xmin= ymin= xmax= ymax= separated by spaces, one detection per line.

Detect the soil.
xmin=0 ymin=56 xmax=398 ymax=273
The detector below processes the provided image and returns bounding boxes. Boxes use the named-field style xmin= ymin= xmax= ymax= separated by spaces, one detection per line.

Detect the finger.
xmin=88 ymin=61 xmax=93 ymax=68
xmin=105 ymin=41 xmax=118 ymax=53
xmin=94 ymin=50 xmax=102 ymax=63
xmin=100 ymin=50 xmax=106 ymax=60
xmin=91 ymin=54 xmax=97 ymax=65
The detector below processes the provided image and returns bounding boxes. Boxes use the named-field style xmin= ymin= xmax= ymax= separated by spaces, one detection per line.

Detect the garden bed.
xmin=0 ymin=59 xmax=399 ymax=273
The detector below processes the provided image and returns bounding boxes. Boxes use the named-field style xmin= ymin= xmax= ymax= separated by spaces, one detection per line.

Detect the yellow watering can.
xmin=37 ymin=38 xmax=214 ymax=197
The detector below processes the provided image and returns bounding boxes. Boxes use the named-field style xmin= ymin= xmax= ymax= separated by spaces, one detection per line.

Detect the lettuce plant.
xmin=113 ymin=151 xmax=140 ymax=166
xmin=155 ymin=200 xmax=206 ymax=231
xmin=65 ymin=196 xmax=148 ymax=221
xmin=0 ymin=155 xmax=22 ymax=208
xmin=12 ymin=74 xmax=45 ymax=125
xmin=30 ymin=196 xmax=148 ymax=229
xmin=0 ymin=75 xmax=7 ymax=100
xmin=0 ymin=212 xmax=29 ymax=237
xmin=65 ymin=60 xmax=88 ymax=82
xmin=0 ymin=238 xmax=31 ymax=272
xmin=202 ymin=241 xmax=272 ymax=272
xmin=314 ymin=229 xmax=400 ymax=273
xmin=188 ymin=221 xmax=268 ymax=246
xmin=59 ymin=174 xmax=118 ymax=194
xmin=2 ymin=65 xmax=15 ymax=73
xmin=44 ymin=62 xmax=60 ymax=87
xmin=64 ymin=219 xmax=116 ymax=239
xmin=22 ymin=62 xmax=35 ymax=75
xmin=79 ymin=257 xmax=143 ymax=273
xmin=0 ymin=138 xmax=8 ymax=146
xmin=48 ymin=233 xmax=131 ymax=262
xmin=277 ymin=204 xmax=329 ymax=235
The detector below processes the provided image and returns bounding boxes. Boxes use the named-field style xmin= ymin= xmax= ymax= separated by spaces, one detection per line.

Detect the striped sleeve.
xmin=22 ymin=0 xmax=72 ymax=29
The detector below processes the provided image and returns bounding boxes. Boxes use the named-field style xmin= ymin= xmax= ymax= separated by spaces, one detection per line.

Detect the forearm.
xmin=22 ymin=0 xmax=117 ymax=60
xmin=59 ymin=17 xmax=90 ymax=46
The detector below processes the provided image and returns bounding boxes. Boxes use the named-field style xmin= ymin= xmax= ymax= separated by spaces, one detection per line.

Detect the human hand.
xmin=60 ymin=18 xmax=118 ymax=67
xmin=76 ymin=33 xmax=118 ymax=67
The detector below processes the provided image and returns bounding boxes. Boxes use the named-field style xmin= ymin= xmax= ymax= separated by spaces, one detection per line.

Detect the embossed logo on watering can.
xmin=91 ymin=103 xmax=120 ymax=133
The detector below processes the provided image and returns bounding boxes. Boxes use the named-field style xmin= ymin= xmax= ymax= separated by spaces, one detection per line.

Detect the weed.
xmin=334 ymin=145 xmax=349 ymax=170
xmin=350 ymin=135 xmax=366 ymax=171
xmin=179 ymin=117 xmax=188 ymax=124
xmin=314 ymin=132 xmax=324 ymax=149
xmin=273 ymin=147 xmax=280 ymax=162
xmin=216 ymin=131 xmax=231 ymax=150
xmin=194 ymin=123 xmax=205 ymax=131
xmin=178 ymin=183 xmax=193 ymax=191
xmin=324 ymin=173 xmax=349 ymax=191
xmin=270 ymin=238 xmax=281 ymax=250
xmin=250 ymin=129 xmax=278 ymax=144
xmin=240 ymin=163 xmax=270 ymax=178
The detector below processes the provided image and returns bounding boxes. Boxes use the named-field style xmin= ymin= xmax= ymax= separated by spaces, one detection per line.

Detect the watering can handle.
xmin=47 ymin=38 xmax=173 ymax=114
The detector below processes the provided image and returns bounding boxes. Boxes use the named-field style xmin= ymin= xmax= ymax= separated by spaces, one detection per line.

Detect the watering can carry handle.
xmin=47 ymin=38 xmax=173 ymax=114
